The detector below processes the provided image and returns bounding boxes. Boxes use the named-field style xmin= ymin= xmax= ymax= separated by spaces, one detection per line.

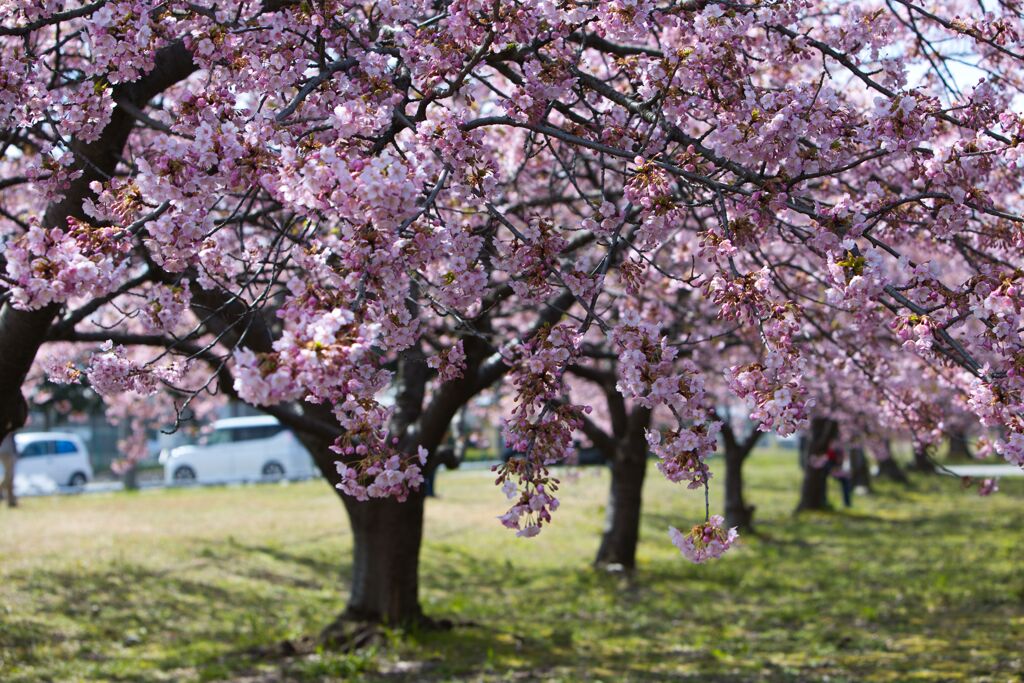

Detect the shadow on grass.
xmin=3 ymin=532 xmax=1021 ymax=683
xmin=1 ymin=554 xmax=346 ymax=682
xmin=225 ymin=539 xmax=343 ymax=587
xmin=3 ymin=469 xmax=1022 ymax=682
xmin=408 ymin=505 xmax=1024 ymax=682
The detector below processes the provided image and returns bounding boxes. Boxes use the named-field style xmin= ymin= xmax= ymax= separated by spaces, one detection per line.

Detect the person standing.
xmin=0 ymin=397 xmax=26 ymax=509
xmin=0 ymin=430 xmax=17 ymax=508
xmin=825 ymin=446 xmax=853 ymax=508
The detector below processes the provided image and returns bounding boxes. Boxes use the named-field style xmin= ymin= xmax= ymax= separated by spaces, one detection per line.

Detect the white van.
xmin=2 ymin=432 xmax=94 ymax=489
xmin=162 ymin=416 xmax=316 ymax=485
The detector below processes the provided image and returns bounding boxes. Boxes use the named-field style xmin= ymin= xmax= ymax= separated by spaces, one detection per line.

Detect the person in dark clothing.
xmin=824 ymin=446 xmax=853 ymax=508
xmin=0 ymin=399 xmax=26 ymax=509
xmin=0 ymin=432 xmax=17 ymax=508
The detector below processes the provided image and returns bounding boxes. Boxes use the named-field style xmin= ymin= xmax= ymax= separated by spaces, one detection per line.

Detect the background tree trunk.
xmin=123 ymin=464 xmax=139 ymax=492
xmin=877 ymin=457 xmax=909 ymax=483
xmin=722 ymin=421 xmax=762 ymax=532
xmin=593 ymin=405 xmax=651 ymax=571
xmin=874 ymin=440 xmax=910 ymax=485
xmin=849 ymin=446 xmax=872 ymax=492
xmin=796 ymin=417 xmax=839 ymax=512
xmin=724 ymin=449 xmax=754 ymax=531
xmin=946 ymin=429 xmax=972 ymax=461
xmin=911 ymin=445 xmax=937 ymax=474
xmin=594 ymin=441 xmax=647 ymax=570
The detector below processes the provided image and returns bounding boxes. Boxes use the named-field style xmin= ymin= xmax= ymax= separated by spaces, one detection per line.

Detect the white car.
xmin=0 ymin=432 xmax=93 ymax=490
xmin=162 ymin=416 xmax=316 ymax=485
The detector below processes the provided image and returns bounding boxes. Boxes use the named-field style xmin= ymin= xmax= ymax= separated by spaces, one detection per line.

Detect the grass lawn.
xmin=1 ymin=450 xmax=1021 ymax=682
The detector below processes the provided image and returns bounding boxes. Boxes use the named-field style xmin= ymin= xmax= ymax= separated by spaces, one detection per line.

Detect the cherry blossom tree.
xmin=568 ymin=280 xmax=763 ymax=559
xmin=3 ymin=0 xmax=1024 ymax=629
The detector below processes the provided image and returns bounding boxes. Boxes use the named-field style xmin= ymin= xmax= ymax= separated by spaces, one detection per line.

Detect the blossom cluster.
xmin=86 ymin=341 xmax=185 ymax=397
xmin=140 ymin=281 xmax=192 ymax=335
xmin=612 ymin=316 xmax=720 ymax=487
xmin=706 ymin=270 xmax=812 ymax=436
xmin=335 ymin=446 xmax=427 ymax=503
xmin=5 ymin=219 xmax=132 ymax=309
xmin=495 ymin=324 xmax=585 ymax=536
xmin=427 ymin=340 xmax=467 ymax=384
xmin=669 ymin=516 xmax=739 ymax=564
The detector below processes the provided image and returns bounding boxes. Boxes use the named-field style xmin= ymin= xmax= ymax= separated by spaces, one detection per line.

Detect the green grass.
xmin=1 ymin=450 xmax=1021 ymax=682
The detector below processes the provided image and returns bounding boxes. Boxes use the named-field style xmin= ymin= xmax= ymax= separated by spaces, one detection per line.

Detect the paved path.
xmin=945 ymin=464 xmax=1024 ymax=478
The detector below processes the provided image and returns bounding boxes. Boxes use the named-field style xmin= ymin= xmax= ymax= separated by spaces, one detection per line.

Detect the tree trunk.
xmin=849 ymin=446 xmax=872 ymax=492
xmin=721 ymin=422 xmax=761 ymax=532
xmin=946 ymin=429 xmax=972 ymax=461
xmin=874 ymin=440 xmax=910 ymax=485
xmin=339 ymin=493 xmax=426 ymax=624
xmin=911 ymin=445 xmax=936 ymax=474
xmin=724 ymin=444 xmax=755 ymax=531
xmin=796 ymin=417 xmax=839 ymax=512
xmin=296 ymin=432 xmax=428 ymax=629
xmin=123 ymin=464 xmax=139 ymax=491
xmin=877 ymin=457 xmax=908 ymax=483
xmin=594 ymin=444 xmax=647 ymax=570
xmin=591 ymin=403 xmax=651 ymax=572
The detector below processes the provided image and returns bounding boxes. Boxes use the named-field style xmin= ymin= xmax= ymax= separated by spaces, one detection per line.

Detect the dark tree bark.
xmin=288 ymin=337 xmax=444 ymax=630
xmin=849 ymin=446 xmax=872 ymax=492
xmin=594 ymin=427 xmax=648 ymax=570
xmin=340 ymin=492 xmax=427 ymax=624
xmin=294 ymin=431 xmax=427 ymax=627
xmin=946 ymin=429 xmax=972 ymax=461
xmin=795 ymin=417 xmax=839 ymax=512
xmin=877 ymin=457 xmax=909 ymax=483
xmin=123 ymin=464 xmax=139 ymax=491
xmin=573 ymin=363 xmax=652 ymax=571
xmin=874 ymin=440 xmax=910 ymax=485
xmin=876 ymin=456 xmax=909 ymax=483
xmin=911 ymin=444 xmax=937 ymax=474
xmin=297 ymin=344 xmax=504 ymax=628
xmin=722 ymin=422 xmax=762 ymax=532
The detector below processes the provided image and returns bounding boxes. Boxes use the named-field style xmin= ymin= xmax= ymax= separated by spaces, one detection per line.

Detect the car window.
xmin=207 ymin=429 xmax=236 ymax=445
xmin=54 ymin=440 xmax=78 ymax=454
xmin=234 ymin=425 xmax=283 ymax=441
xmin=207 ymin=424 xmax=282 ymax=444
xmin=20 ymin=441 xmax=53 ymax=457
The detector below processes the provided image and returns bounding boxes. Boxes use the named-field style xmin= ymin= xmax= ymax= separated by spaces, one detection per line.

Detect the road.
xmin=944 ymin=464 xmax=1024 ymax=478
xmin=13 ymin=459 xmax=506 ymax=498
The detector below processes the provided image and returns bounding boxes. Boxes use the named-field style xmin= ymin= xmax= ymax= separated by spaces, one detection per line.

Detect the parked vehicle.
xmin=0 ymin=432 xmax=94 ymax=489
xmin=162 ymin=416 xmax=316 ymax=485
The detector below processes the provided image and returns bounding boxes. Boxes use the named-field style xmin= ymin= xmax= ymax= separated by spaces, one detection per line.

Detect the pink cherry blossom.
xmin=669 ymin=516 xmax=739 ymax=564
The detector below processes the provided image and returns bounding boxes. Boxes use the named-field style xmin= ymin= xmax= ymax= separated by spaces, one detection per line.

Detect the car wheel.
xmin=68 ymin=472 xmax=87 ymax=487
xmin=261 ymin=462 xmax=285 ymax=480
xmin=173 ymin=466 xmax=197 ymax=483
